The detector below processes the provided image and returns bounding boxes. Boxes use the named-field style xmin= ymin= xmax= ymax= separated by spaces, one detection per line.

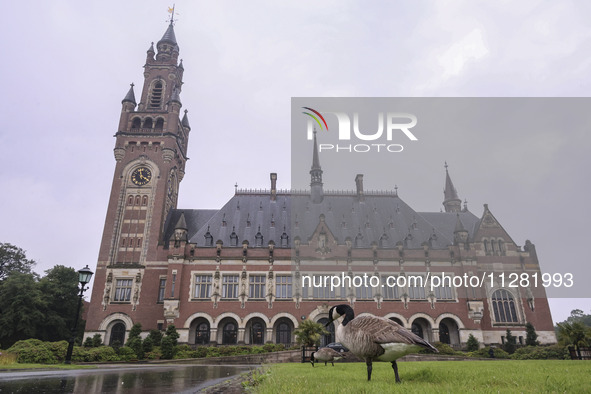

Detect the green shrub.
xmin=91 ymin=333 xmax=103 ymax=347
xmin=110 ymin=340 xmax=122 ymax=354
xmin=511 ymin=344 xmax=569 ymax=360
xmin=503 ymin=330 xmax=517 ymax=354
xmin=193 ymin=347 xmax=208 ymax=358
xmin=468 ymin=346 xmax=510 ymax=359
xmin=117 ymin=346 xmax=137 ymax=361
xmin=525 ymin=323 xmax=539 ymax=346
xmin=7 ymin=339 xmax=60 ymax=364
xmin=127 ymin=323 xmax=142 ymax=344
xmin=46 ymin=341 xmax=68 ymax=362
xmin=145 ymin=348 xmax=162 ymax=360
xmin=142 ymin=336 xmax=154 ymax=353
xmin=165 ymin=325 xmax=180 ymax=346
xmin=466 ymin=334 xmax=480 ymax=352
xmin=83 ymin=337 xmax=94 ymax=348
xmin=174 ymin=344 xmax=193 ymax=359
xmin=161 ymin=336 xmax=176 ymax=359
xmin=147 ymin=329 xmax=163 ymax=347
xmin=127 ymin=337 xmax=144 ymax=360
xmin=86 ymin=346 xmax=118 ymax=362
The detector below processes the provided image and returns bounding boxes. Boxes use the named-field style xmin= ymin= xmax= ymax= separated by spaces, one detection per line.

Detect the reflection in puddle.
xmin=0 ymin=364 xmax=254 ymax=393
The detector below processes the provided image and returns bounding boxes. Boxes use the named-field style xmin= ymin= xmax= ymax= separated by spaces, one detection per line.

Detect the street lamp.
xmin=64 ymin=265 xmax=94 ymax=364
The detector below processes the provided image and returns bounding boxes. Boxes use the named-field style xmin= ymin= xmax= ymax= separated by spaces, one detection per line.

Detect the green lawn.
xmin=252 ymin=360 xmax=591 ymax=393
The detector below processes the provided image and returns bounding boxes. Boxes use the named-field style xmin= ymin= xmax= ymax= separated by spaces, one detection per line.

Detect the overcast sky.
xmin=0 ymin=0 xmax=589 ymax=323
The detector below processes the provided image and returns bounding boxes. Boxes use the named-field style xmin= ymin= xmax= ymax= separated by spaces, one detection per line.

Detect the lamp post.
xmin=64 ymin=265 xmax=94 ymax=364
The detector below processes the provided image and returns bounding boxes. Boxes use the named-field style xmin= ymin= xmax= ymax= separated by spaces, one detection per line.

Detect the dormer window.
xmin=230 ymin=228 xmax=238 ymax=247
xmin=280 ymin=231 xmax=289 ymax=248
xmin=255 ymin=227 xmax=263 ymax=247
xmin=204 ymin=227 xmax=213 ymax=247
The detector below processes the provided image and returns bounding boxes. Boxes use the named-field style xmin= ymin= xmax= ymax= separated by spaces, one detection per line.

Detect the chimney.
xmin=270 ymin=173 xmax=277 ymax=201
xmin=355 ymin=174 xmax=365 ymax=202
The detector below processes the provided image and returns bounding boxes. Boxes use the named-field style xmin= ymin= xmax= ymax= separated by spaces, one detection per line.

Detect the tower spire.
xmin=443 ymin=162 xmax=461 ymax=213
xmin=310 ymin=130 xmax=324 ymax=203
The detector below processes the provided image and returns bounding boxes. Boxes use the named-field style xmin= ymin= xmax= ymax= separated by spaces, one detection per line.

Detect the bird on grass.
xmin=310 ymin=347 xmax=343 ymax=367
xmin=326 ymin=304 xmax=438 ymax=383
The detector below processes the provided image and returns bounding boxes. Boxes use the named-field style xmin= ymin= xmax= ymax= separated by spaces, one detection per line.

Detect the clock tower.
xmin=97 ymin=20 xmax=190 ymax=269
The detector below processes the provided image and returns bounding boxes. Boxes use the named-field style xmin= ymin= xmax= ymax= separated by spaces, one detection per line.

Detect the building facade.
xmin=84 ymin=23 xmax=556 ymax=348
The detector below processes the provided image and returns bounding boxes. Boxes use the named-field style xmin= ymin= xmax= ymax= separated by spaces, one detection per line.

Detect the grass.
xmin=252 ymin=360 xmax=591 ymax=393
xmin=0 ymin=353 xmax=95 ymax=371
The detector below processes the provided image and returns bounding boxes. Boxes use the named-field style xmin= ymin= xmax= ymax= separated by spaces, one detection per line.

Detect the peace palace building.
xmin=85 ymin=22 xmax=556 ymax=348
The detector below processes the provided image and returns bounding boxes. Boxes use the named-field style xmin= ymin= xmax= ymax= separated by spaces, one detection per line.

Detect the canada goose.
xmin=326 ymin=304 xmax=438 ymax=383
xmin=310 ymin=347 xmax=343 ymax=367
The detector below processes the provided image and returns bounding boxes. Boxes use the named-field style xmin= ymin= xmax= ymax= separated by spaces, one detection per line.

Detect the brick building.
xmin=84 ymin=22 xmax=556 ymax=348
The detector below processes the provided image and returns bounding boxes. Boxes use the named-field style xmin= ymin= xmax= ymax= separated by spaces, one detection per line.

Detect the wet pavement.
xmin=0 ymin=364 xmax=256 ymax=393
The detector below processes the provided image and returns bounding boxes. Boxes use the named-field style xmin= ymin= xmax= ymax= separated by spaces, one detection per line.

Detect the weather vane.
xmin=167 ymin=4 xmax=179 ymax=25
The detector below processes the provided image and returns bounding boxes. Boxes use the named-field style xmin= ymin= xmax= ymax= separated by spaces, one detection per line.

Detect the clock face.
xmin=131 ymin=167 xmax=152 ymax=186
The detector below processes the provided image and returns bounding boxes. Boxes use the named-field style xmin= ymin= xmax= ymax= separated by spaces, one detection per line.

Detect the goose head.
xmin=327 ymin=304 xmax=355 ymax=326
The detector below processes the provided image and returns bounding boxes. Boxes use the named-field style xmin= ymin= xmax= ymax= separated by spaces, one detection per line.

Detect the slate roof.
xmin=165 ymin=190 xmax=480 ymax=250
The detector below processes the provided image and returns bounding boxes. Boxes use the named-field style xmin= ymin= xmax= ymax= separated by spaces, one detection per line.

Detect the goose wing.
xmin=350 ymin=316 xmax=438 ymax=352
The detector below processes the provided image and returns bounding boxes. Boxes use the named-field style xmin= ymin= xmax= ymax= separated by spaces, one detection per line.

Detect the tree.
xmin=37 ymin=265 xmax=81 ymax=342
xmin=525 ymin=322 xmax=539 ymax=346
xmin=165 ymin=324 xmax=179 ymax=346
xmin=0 ymin=272 xmax=46 ymax=348
xmin=294 ymin=319 xmax=328 ymax=347
xmin=127 ymin=323 xmax=142 ymax=343
xmin=466 ymin=333 xmax=479 ymax=351
xmin=566 ymin=309 xmax=591 ymax=327
xmin=557 ymin=321 xmax=590 ymax=351
xmin=147 ymin=329 xmax=163 ymax=347
xmin=161 ymin=336 xmax=175 ymax=359
xmin=0 ymin=243 xmax=35 ymax=281
xmin=503 ymin=329 xmax=517 ymax=354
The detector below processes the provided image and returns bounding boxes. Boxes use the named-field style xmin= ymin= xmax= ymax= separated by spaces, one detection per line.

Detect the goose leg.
xmin=391 ymin=361 xmax=401 ymax=383
xmin=366 ymin=361 xmax=373 ymax=381
xmin=324 ymin=361 xmax=327 ymax=366
xmin=331 ymin=361 xmax=334 ymax=366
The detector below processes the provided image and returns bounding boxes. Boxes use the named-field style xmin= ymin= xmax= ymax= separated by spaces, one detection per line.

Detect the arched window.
xmin=143 ymin=118 xmax=153 ymax=129
xmin=109 ymin=322 xmax=126 ymax=346
xmin=155 ymin=118 xmax=164 ymax=131
xmin=318 ymin=318 xmax=335 ymax=346
xmin=490 ymin=240 xmax=496 ymax=255
xmin=135 ymin=196 xmax=141 ymax=205
xmin=142 ymin=196 xmax=148 ymax=206
xmin=222 ymin=322 xmax=237 ymax=345
xmin=389 ymin=317 xmax=404 ymax=326
xmin=195 ymin=322 xmax=210 ymax=345
xmin=251 ymin=322 xmax=264 ymax=345
xmin=492 ymin=289 xmax=518 ymax=323
xmin=276 ymin=322 xmax=291 ymax=345
xmin=128 ymin=196 xmax=134 ymax=205
xmin=131 ymin=117 xmax=141 ymax=129
xmin=483 ymin=239 xmax=489 ymax=255
xmin=498 ymin=240 xmax=504 ymax=255
xmin=439 ymin=322 xmax=450 ymax=344
xmin=411 ymin=323 xmax=424 ymax=339
xmin=149 ymin=82 xmax=163 ymax=108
